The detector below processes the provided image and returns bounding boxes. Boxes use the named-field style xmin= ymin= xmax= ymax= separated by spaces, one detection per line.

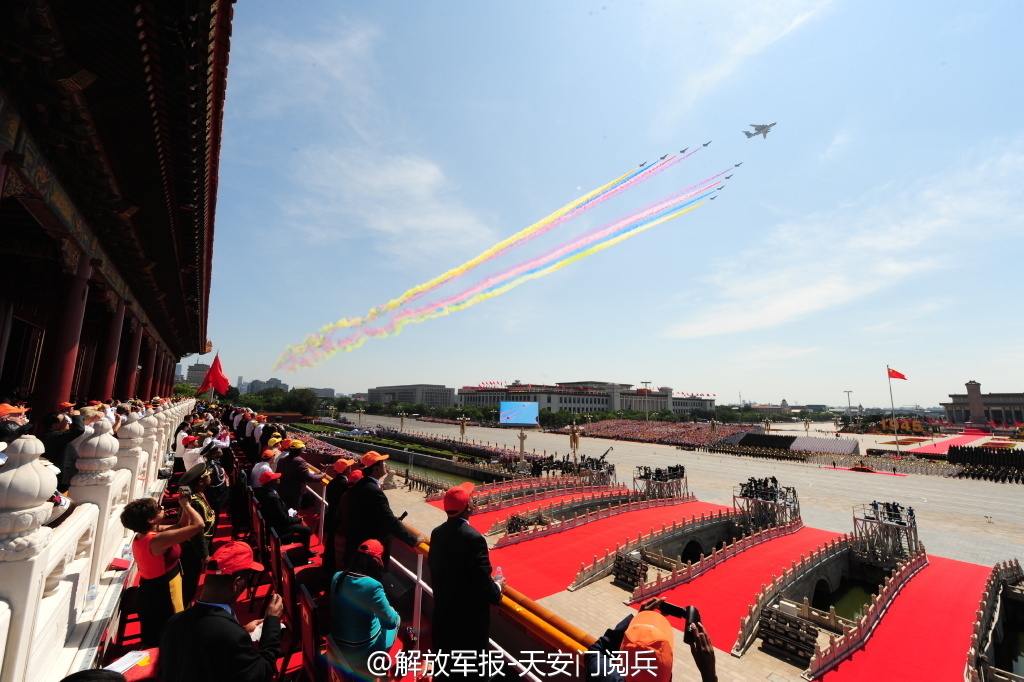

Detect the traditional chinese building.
xmin=0 ymin=0 xmax=233 ymax=414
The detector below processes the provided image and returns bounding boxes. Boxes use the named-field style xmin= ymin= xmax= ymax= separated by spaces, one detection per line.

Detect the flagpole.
xmin=887 ymin=365 xmax=901 ymax=457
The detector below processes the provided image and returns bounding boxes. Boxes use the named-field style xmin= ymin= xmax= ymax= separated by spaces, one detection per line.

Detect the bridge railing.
xmin=964 ymin=558 xmax=1023 ymax=682
xmin=803 ymin=546 xmax=928 ymax=679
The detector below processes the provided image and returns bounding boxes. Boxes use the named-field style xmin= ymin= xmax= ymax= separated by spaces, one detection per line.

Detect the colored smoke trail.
xmin=274 ymin=153 xmax=696 ymax=367
xmin=277 ymin=171 xmax=722 ymax=371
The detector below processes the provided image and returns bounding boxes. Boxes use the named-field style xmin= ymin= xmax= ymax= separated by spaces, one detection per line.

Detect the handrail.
xmin=804 ymin=547 xmax=928 ymax=678
xmin=303 ymin=482 xmax=328 ymax=539
xmin=732 ymin=534 xmax=852 ymax=656
xmin=964 ymin=559 xmax=1023 ymax=682
xmin=487 ymin=488 xmax=639 ymax=535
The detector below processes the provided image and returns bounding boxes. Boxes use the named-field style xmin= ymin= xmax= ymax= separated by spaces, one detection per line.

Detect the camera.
xmin=659 ymin=601 xmax=701 ymax=643
xmin=179 ymin=485 xmax=192 ymax=497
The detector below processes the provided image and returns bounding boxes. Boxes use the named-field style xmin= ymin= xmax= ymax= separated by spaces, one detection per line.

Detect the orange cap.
xmin=621 ymin=611 xmax=674 ymax=682
xmin=443 ymin=482 xmax=474 ymax=515
xmin=361 ymin=451 xmax=389 ymax=467
xmin=333 ymin=457 xmax=355 ymax=474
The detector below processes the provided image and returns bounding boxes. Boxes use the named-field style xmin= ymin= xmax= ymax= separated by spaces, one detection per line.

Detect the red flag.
xmin=196 ymin=354 xmax=230 ymax=395
xmin=887 ymin=368 xmax=908 ymax=380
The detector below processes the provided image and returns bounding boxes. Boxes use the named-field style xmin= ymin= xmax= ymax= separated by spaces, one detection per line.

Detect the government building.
xmin=457 ymin=380 xmax=716 ymax=416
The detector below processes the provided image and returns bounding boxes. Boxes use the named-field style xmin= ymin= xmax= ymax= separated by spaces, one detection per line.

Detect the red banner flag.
xmin=196 ymin=354 xmax=230 ymax=395
xmin=887 ymin=368 xmax=908 ymax=380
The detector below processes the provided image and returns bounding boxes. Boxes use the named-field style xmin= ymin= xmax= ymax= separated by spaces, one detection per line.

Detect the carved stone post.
xmin=0 ymin=434 xmax=57 ymax=682
xmin=138 ymin=405 xmax=159 ymax=485
xmin=116 ymin=412 xmax=147 ymax=499
xmin=69 ymin=419 xmax=131 ymax=585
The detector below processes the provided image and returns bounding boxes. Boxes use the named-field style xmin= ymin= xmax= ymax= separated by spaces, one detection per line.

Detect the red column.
xmin=157 ymin=351 xmax=170 ymax=396
xmin=92 ymin=298 xmax=126 ymax=401
xmin=138 ymin=335 xmax=156 ymax=399
xmin=34 ymin=257 xmax=94 ymax=415
xmin=117 ymin=320 xmax=144 ymax=399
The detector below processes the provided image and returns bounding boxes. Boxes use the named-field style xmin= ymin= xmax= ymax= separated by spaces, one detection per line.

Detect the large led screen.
xmin=499 ymin=401 xmax=540 ymax=426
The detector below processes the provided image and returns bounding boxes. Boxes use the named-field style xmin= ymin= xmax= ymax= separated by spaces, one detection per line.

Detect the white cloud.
xmin=663 ymin=141 xmax=1024 ymax=340
xmin=656 ymin=0 xmax=834 ymax=115
xmin=821 ymin=132 xmax=850 ymax=162
xmin=286 ymin=147 xmax=495 ymax=261
xmin=737 ymin=345 xmax=820 ymax=368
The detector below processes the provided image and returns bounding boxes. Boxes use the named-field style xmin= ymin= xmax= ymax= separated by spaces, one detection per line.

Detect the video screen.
xmin=500 ymin=401 xmax=540 ymax=426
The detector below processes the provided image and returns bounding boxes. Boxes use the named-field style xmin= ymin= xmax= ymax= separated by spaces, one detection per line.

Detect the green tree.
xmin=173 ymin=382 xmax=195 ymax=397
xmin=282 ymin=388 xmax=319 ymax=416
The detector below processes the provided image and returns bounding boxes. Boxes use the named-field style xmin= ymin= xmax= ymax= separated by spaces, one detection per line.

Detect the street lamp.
xmin=641 ymin=381 xmax=651 ymax=421
xmin=398 ymin=411 xmax=408 ymax=431
xmin=356 ymin=407 xmax=365 ymax=425
xmin=844 ymin=390 xmax=853 ymax=419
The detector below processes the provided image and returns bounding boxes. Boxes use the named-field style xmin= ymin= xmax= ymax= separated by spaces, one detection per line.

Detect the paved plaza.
xmin=367 ymin=414 xmax=1022 ymax=680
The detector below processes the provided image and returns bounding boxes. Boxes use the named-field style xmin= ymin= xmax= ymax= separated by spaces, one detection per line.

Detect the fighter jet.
xmin=703 ymin=140 xmax=712 ymax=147
xmin=679 ymin=147 xmax=688 ymax=153
xmin=725 ymin=174 xmax=733 ymax=179
xmin=716 ymin=186 xmax=724 ymax=191
xmin=660 ymin=154 xmax=668 ymax=160
xmin=639 ymin=161 xmax=647 ymax=167
xmin=735 ymin=162 xmax=743 ymax=167
xmin=709 ymin=196 xmax=718 ymax=200
xmin=743 ymin=122 xmax=776 ymax=139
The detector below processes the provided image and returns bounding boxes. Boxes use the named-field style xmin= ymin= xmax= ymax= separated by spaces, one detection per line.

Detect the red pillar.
xmin=117 ymin=320 xmax=144 ymax=399
xmin=92 ymin=298 xmax=126 ymax=401
xmin=157 ymin=351 xmax=170 ymax=396
xmin=138 ymin=334 xmax=156 ymax=399
xmin=34 ymin=257 xmax=94 ymax=415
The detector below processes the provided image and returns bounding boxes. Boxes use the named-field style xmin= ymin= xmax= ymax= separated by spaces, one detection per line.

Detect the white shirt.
xmin=251 ymin=461 xmax=272 ymax=488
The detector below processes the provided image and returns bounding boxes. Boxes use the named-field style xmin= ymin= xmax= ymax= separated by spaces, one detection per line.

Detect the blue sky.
xmin=200 ymin=0 xmax=1024 ymax=408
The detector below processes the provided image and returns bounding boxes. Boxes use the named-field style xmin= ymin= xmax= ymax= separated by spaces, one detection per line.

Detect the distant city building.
xmin=749 ymin=399 xmax=791 ymax=415
xmin=298 ymin=387 xmax=336 ymax=398
xmin=238 ymin=381 xmax=251 ymax=395
xmin=350 ymin=393 xmax=369 ymax=402
xmin=248 ymin=377 xmax=289 ymax=394
xmin=368 ymin=384 xmax=456 ymax=408
xmin=175 ymin=364 xmax=184 ymax=381
xmin=456 ymin=380 xmax=715 ymax=416
xmin=186 ymin=363 xmax=210 ymax=387
xmin=940 ymin=380 xmax=1024 ymax=426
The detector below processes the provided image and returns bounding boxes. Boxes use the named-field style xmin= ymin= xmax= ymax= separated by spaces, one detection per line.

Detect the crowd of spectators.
xmin=554 ymin=419 xmax=755 ymax=447
xmin=415 ymin=416 xmax=480 ymax=427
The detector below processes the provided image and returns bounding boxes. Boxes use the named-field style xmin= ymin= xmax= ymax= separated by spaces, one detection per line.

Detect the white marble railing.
xmin=569 ymin=508 xmax=746 ymax=591
xmin=732 ymin=534 xmax=852 ymax=656
xmin=964 ymin=559 xmax=1023 ymax=682
xmin=493 ymin=496 xmax=695 ymax=548
xmin=0 ymin=398 xmax=194 ymax=682
xmin=487 ymin=488 xmax=642 ymax=534
xmin=804 ymin=547 xmax=928 ymax=679
xmin=474 ymin=483 xmax=628 ymax=516
xmin=630 ymin=519 xmax=804 ymax=604
xmin=425 ymin=475 xmax=596 ymax=503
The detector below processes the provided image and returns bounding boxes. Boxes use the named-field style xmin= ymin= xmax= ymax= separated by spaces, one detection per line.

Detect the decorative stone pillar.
xmin=139 ymin=408 xmax=160 ymax=489
xmin=0 ymin=434 xmax=56 ymax=682
xmin=115 ymin=412 xmax=147 ymax=500
xmin=69 ymin=419 xmax=131 ymax=585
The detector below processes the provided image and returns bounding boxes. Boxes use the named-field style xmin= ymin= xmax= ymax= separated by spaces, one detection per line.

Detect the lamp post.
xmin=356 ymin=407 xmax=365 ymax=425
xmin=844 ymin=390 xmax=853 ymax=420
xmin=398 ymin=411 xmax=408 ymax=431
xmin=641 ymin=381 xmax=651 ymax=421
xmin=457 ymin=414 xmax=470 ymax=442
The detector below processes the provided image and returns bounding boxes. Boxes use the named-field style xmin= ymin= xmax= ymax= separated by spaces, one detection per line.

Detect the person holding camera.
xmin=586 ymin=597 xmax=717 ymax=682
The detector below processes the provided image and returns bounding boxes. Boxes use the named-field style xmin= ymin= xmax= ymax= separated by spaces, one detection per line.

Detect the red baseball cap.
xmin=361 ymin=451 xmax=389 ymax=467
xmin=204 ymin=541 xmax=264 ymax=575
xmin=59 ymin=402 xmax=75 ymax=409
xmin=279 ymin=438 xmax=293 ymax=450
xmin=259 ymin=471 xmax=282 ymax=486
xmin=0 ymin=404 xmax=29 ymax=417
xmin=181 ymin=436 xmax=200 ymax=448
xmin=443 ymin=482 xmax=475 ymax=515
xmin=347 ymin=469 xmax=364 ymax=483
xmin=358 ymin=539 xmax=385 ymax=559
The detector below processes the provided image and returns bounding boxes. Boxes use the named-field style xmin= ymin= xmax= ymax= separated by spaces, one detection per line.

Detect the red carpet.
xmin=491 ymin=501 xmax=729 ymax=600
xmin=466 ymin=492 xmax=625 ymax=532
xmin=821 ymin=557 xmax=989 ymax=682
xmin=908 ymin=434 xmax=987 ymax=455
xmin=646 ymin=527 xmax=842 ymax=649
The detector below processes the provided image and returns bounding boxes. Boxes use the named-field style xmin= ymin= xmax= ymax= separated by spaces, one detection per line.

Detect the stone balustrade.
xmin=964 ymin=559 xmax=1023 ymax=682
xmin=472 ymin=482 xmax=628 ymax=515
xmin=803 ymin=546 xmax=928 ymax=679
xmin=732 ymin=534 xmax=853 ymax=656
xmin=0 ymin=398 xmax=194 ymax=682
xmin=569 ymin=508 xmax=747 ymax=591
xmin=630 ymin=519 xmax=805 ymax=604
xmin=439 ymin=475 xmax=598 ymax=503
xmin=487 ymin=488 xmax=647 ymax=535
xmin=493 ymin=496 xmax=694 ymax=549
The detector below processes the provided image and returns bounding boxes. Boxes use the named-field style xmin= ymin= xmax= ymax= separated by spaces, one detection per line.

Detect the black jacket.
xmin=159 ymin=603 xmax=281 ymax=682
xmin=254 ymin=486 xmax=296 ymax=533
xmin=428 ymin=517 xmax=502 ymax=652
xmin=39 ymin=415 xmax=85 ymax=488
xmin=343 ymin=476 xmax=417 ymax=564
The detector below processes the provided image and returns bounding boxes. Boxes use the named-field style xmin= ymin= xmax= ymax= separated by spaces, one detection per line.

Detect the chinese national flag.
xmin=887 ymin=368 xmax=908 ymax=380
xmin=196 ymin=353 xmax=230 ymax=395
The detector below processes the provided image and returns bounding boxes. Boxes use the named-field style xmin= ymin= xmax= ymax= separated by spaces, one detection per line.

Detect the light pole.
xmin=398 ymin=411 xmax=408 ymax=431
xmin=356 ymin=407 xmax=365 ymax=425
xmin=641 ymin=381 xmax=651 ymax=421
xmin=844 ymin=391 xmax=853 ymax=420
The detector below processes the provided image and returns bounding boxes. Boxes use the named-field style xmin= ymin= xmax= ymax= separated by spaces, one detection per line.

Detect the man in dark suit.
xmin=343 ymin=451 xmax=423 ymax=566
xmin=159 ymin=541 xmax=283 ymax=682
xmin=428 ymin=482 xmax=505 ymax=679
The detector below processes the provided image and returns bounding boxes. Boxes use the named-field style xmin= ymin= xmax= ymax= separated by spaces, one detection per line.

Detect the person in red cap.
xmin=343 ymin=451 xmax=424 ymax=566
xmin=159 ymin=541 xmax=283 ymax=682
xmin=253 ymin=470 xmax=315 ymax=560
xmin=585 ymin=598 xmax=717 ymax=682
xmin=329 ymin=539 xmax=400 ymax=677
xmin=428 ymin=482 xmax=504 ymax=679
